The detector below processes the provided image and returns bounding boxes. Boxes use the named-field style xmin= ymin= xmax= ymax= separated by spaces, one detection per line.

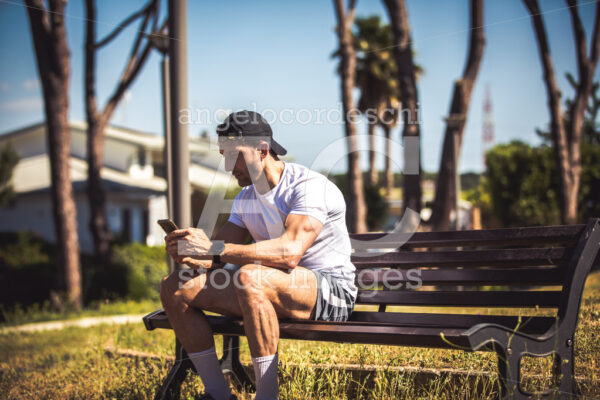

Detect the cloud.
xmin=23 ymin=78 xmax=40 ymax=91
xmin=0 ymin=82 xmax=10 ymax=92
xmin=0 ymin=97 xmax=43 ymax=111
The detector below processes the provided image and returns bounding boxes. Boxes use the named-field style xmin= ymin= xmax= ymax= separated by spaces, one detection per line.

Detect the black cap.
xmin=216 ymin=110 xmax=287 ymax=156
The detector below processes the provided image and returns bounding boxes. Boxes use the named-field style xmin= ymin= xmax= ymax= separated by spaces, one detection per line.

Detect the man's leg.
xmin=233 ymin=264 xmax=318 ymax=400
xmin=161 ymin=264 xmax=318 ymax=400
xmin=160 ymin=268 xmax=244 ymax=400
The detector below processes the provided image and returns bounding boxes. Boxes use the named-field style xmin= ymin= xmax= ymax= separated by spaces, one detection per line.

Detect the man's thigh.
xmin=175 ymin=266 xmax=243 ymax=317
xmin=174 ymin=264 xmax=318 ymax=320
xmin=236 ymin=264 xmax=318 ymax=320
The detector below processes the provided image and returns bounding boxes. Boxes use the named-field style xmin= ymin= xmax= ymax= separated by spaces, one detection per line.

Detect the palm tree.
xmin=333 ymin=0 xmax=368 ymax=233
xmin=353 ymin=16 xmax=423 ymax=192
xmin=354 ymin=16 xmax=397 ymax=187
xmin=383 ymin=0 xmax=423 ymax=220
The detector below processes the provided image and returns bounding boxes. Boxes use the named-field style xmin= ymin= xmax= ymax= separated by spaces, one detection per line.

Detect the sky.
xmin=0 ymin=0 xmax=598 ymax=174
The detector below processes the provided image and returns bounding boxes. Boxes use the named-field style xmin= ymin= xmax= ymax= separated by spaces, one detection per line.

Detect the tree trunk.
xmin=382 ymin=0 xmax=422 ymax=220
xmin=523 ymin=0 xmax=598 ymax=224
xmin=368 ymin=121 xmax=378 ymax=186
xmin=84 ymin=0 xmax=160 ymax=262
xmin=430 ymin=0 xmax=485 ymax=231
xmin=85 ymin=0 xmax=112 ymax=263
xmin=563 ymin=0 xmax=600 ymax=224
xmin=383 ymin=123 xmax=393 ymax=197
xmin=25 ymin=0 xmax=82 ymax=310
xmin=333 ymin=0 xmax=368 ymax=233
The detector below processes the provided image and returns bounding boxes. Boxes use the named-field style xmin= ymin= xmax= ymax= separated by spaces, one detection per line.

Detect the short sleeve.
xmin=289 ymin=174 xmax=329 ymax=224
xmin=227 ymin=191 xmax=246 ymax=229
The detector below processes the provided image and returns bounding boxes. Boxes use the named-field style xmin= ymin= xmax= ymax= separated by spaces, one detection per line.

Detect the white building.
xmin=0 ymin=121 xmax=235 ymax=253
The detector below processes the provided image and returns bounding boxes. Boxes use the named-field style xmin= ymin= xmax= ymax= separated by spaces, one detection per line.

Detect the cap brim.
xmin=271 ymin=139 xmax=287 ymax=156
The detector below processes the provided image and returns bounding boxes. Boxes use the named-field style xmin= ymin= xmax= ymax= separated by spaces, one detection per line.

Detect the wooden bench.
xmin=143 ymin=218 xmax=600 ymax=399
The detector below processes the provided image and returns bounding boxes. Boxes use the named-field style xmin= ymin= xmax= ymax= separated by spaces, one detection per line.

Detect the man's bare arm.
xmin=165 ymin=221 xmax=250 ymax=269
xmin=221 ymin=214 xmax=323 ymax=269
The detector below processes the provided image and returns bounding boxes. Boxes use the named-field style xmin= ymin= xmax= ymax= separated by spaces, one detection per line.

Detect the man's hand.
xmin=165 ymin=228 xmax=215 ymax=269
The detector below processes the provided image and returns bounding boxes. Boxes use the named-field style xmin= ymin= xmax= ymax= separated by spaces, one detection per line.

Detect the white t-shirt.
xmin=228 ymin=162 xmax=358 ymax=298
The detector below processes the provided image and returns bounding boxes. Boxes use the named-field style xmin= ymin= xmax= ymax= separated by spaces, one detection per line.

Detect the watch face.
xmin=210 ymin=240 xmax=225 ymax=255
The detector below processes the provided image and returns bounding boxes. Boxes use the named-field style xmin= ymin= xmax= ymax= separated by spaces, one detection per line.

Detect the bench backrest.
xmin=348 ymin=218 xmax=600 ymax=327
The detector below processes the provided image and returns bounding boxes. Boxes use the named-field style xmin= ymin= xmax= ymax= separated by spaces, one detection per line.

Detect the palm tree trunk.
xmin=368 ymin=121 xmax=378 ymax=186
xmin=523 ymin=0 xmax=575 ymax=224
xmin=25 ymin=0 xmax=82 ymax=310
xmin=430 ymin=0 xmax=485 ymax=231
xmin=563 ymin=0 xmax=600 ymax=224
xmin=334 ymin=0 xmax=368 ymax=233
xmin=382 ymin=0 xmax=422 ymax=220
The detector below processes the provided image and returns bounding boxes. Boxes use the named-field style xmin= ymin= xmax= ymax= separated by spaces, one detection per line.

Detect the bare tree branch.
xmin=126 ymin=2 xmax=156 ymax=71
xmin=84 ymin=0 xmax=161 ymax=260
xmin=590 ymin=1 xmax=600 ymax=68
xmin=102 ymin=17 xmax=167 ymax=121
xmin=95 ymin=0 xmax=156 ymax=49
xmin=566 ymin=0 xmax=588 ymax=87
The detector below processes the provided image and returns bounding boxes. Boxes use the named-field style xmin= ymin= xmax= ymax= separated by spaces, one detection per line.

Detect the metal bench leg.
xmin=154 ymin=338 xmax=193 ymax=400
xmin=219 ymin=335 xmax=255 ymax=392
xmin=496 ymin=346 xmax=524 ymax=400
xmin=552 ymin=342 xmax=575 ymax=399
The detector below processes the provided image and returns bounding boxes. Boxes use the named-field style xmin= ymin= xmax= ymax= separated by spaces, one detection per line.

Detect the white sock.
xmin=188 ymin=347 xmax=231 ymax=400
xmin=252 ymin=353 xmax=279 ymax=400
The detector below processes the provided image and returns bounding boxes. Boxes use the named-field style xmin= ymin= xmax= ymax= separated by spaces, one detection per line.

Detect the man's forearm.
xmin=222 ymin=238 xmax=303 ymax=269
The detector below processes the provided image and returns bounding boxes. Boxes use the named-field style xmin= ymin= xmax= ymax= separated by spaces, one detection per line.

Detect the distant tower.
xmin=482 ymin=85 xmax=495 ymax=166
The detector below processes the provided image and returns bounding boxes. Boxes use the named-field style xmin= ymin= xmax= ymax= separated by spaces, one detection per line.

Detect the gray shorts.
xmin=310 ymin=269 xmax=356 ymax=322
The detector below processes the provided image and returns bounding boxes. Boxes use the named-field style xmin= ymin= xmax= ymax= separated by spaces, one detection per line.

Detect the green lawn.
xmin=1 ymin=271 xmax=599 ymax=399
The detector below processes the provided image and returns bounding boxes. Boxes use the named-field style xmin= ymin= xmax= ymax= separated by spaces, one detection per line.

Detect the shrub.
xmin=0 ymin=231 xmax=58 ymax=310
xmin=90 ymin=243 xmax=169 ymax=302
xmin=469 ymin=141 xmax=600 ymax=227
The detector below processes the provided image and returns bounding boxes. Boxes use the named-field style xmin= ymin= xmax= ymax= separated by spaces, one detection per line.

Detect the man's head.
xmin=217 ymin=110 xmax=287 ymax=187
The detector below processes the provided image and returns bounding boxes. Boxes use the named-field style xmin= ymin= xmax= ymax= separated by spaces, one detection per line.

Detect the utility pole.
xmin=482 ymin=85 xmax=495 ymax=166
xmin=168 ymin=0 xmax=190 ymax=270
xmin=148 ymin=32 xmax=174 ymax=272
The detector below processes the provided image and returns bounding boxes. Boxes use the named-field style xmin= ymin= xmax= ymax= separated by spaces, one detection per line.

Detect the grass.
xmin=1 ymin=271 xmax=599 ymax=399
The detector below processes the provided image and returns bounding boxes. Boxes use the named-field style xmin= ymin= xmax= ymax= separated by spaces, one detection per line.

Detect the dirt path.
xmin=0 ymin=314 xmax=146 ymax=334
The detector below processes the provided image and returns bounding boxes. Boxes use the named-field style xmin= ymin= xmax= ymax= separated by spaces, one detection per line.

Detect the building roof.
xmin=1 ymin=121 xmax=235 ymax=195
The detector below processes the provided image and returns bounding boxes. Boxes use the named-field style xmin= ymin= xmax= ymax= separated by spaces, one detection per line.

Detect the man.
xmin=161 ymin=110 xmax=357 ymax=400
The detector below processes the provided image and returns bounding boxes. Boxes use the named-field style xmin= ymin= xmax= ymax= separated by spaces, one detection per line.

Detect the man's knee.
xmin=160 ymin=269 xmax=203 ymax=306
xmin=235 ymin=264 xmax=272 ymax=294
xmin=160 ymin=272 xmax=178 ymax=306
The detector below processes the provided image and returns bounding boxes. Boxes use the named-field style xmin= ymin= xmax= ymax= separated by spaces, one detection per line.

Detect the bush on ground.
xmin=0 ymin=232 xmax=168 ymax=321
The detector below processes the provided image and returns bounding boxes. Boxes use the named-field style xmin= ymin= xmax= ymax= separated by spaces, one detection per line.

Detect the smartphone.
xmin=157 ymin=219 xmax=179 ymax=234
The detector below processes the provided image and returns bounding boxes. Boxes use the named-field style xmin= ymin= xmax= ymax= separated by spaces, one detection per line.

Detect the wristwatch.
xmin=211 ymin=240 xmax=225 ymax=266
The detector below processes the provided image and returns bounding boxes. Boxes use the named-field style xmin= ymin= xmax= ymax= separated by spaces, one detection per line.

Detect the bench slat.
xmin=143 ymin=309 xmax=555 ymax=335
xmin=356 ymin=267 xmax=566 ymax=286
xmin=347 ymin=311 xmax=556 ymax=334
xmin=350 ymin=224 xmax=584 ymax=249
xmin=355 ymin=290 xmax=561 ymax=308
xmin=142 ymin=311 xmax=469 ymax=348
xmin=352 ymin=247 xmax=569 ymax=268
xmin=206 ymin=315 xmax=471 ymax=349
